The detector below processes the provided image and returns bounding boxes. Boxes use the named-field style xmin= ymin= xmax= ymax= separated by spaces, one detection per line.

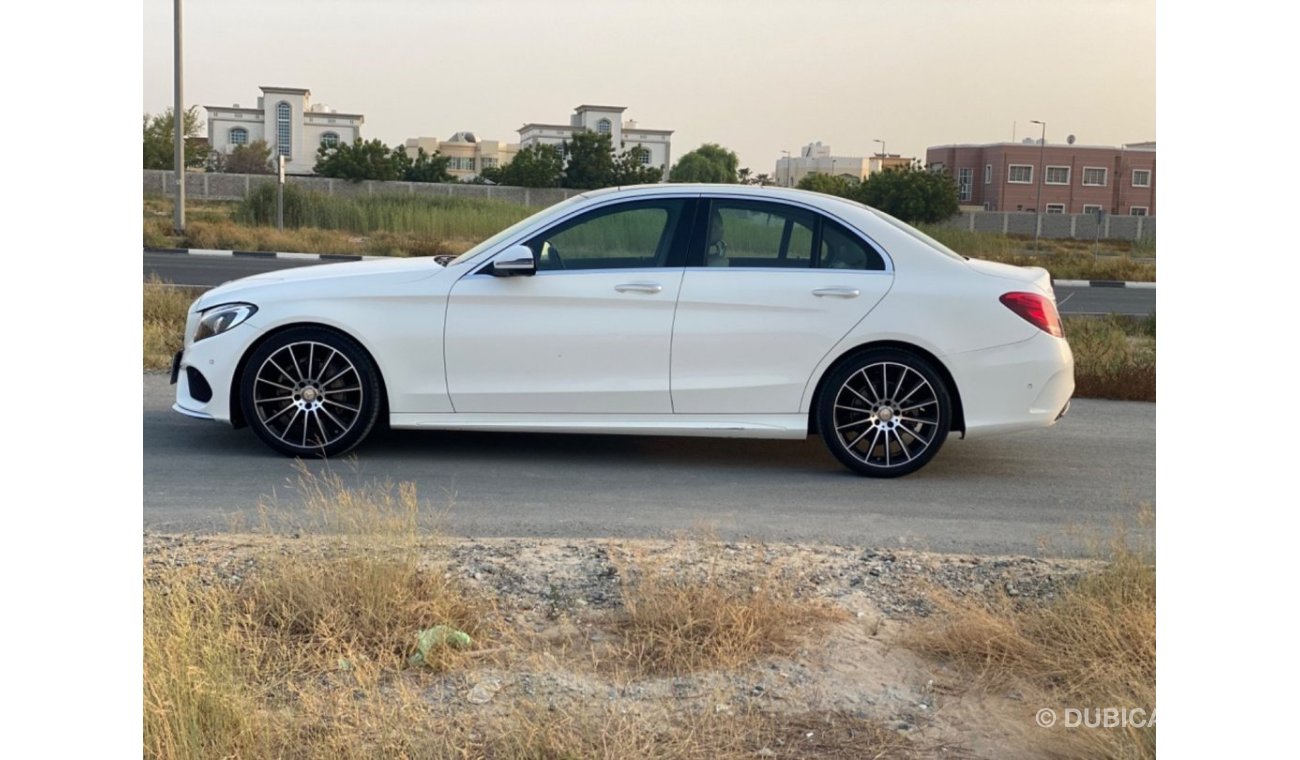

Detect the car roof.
xmin=577 ymin=183 xmax=880 ymax=221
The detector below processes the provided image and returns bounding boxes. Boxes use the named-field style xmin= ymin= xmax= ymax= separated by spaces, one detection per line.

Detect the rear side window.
xmin=697 ymin=199 xmax=817 ymax=268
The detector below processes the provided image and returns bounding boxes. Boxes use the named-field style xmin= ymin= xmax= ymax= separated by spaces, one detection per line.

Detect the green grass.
xmin=1063 ymin=314 xmax=1156 ymax=401
xmin=237 ymin=183 xmax=533 ymax=242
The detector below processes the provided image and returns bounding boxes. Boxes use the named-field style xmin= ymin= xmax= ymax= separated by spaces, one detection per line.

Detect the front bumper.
xmin=171 ymin=323 xmax=258 ymax=425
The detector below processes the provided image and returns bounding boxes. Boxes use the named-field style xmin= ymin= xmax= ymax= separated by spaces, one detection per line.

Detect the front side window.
xmin=1009 ymin=164 xmax=1033 ymax=183
xmin=276 ymin=102 xmax=292 ymax=157
xmin=229 ymin=127 xmax=248 ymax=145
xmin=697 ymin=200 xmax=816 ymax=268
xmin=525 ymin=199 xmax=687 ymax=271
xmin=1045 ymin=166 xmax=1070 ymax=184
xmin=1082 ymin=167 xmax=1107 ymax=186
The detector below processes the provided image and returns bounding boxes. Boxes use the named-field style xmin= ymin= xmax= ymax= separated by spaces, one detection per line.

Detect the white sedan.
xmin=172 ymin=184 xmax=1073 ymax=477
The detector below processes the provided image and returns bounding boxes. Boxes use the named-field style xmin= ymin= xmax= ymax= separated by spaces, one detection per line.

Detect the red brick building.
xmin=925 ymin=141 xmax=1155 ymax=216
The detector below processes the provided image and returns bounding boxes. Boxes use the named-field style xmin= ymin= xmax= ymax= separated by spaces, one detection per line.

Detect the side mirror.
xmin=489 ymin=244 xmax=536 ymax=276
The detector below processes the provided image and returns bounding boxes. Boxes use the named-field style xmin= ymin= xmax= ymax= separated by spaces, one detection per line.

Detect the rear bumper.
xmin=945 ymin=331 xmax=1075 ymax=439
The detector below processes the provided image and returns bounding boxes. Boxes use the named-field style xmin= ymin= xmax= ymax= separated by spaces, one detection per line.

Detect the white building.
xmin=403 ymin=132 xmax=520 ymax=181
xmin=774 ymin=141 xmax=911 ymax=187
xmin=518 ymin=105 xmax=672 ymax=179
xmin=206 ymin=86 xmax=364 ymax=174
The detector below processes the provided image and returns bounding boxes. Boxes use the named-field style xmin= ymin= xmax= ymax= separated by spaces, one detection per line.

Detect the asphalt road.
xmin=143 ymin=374 xmax=1155 ymax=556
xmin=143 ymin=252 xmax=1156 ymax=315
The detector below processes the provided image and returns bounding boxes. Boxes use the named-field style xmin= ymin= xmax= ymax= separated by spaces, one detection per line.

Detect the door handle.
xmin=615 ymin=283 xmax=663 ymax=294
xmin=812 ymin=287 xmax=860 ymax=298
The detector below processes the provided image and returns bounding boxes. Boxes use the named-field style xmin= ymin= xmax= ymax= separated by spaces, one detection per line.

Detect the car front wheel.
xmin=239 ymin=327 xmax=382 ymax=458
xmin=817 ymin=349 xmax=952 ymax=477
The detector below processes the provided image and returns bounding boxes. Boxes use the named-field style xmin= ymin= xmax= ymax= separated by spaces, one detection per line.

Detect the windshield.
xmin=867 ymin=208 xmax=968 ymax=262
xmin=445 ymin=194 xmax=591 ymax=266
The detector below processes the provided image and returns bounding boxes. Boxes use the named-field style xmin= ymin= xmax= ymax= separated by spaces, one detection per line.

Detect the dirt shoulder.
xmin=145 ymin=532 xmax=1101 ymax=759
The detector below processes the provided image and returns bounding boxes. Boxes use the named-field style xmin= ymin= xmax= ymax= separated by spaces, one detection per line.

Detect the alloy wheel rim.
xmin=252 ymin=341 xmax=363 ymax=449
xmin=831 ymin=362 xmax=940 ymax=468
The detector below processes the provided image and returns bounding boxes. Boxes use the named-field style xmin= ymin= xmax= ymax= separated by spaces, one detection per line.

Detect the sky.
xmin=142 ymin=0 xmax=1155 ymax=173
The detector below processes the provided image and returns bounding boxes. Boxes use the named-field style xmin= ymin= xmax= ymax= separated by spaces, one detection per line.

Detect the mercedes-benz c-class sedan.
xmin=171 ymin=184 xmax=1073 ymax=477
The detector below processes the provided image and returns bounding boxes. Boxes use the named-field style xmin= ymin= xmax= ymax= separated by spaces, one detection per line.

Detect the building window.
xmin=639 ymin=148 xmax=651 ymax=165
xmin=1082 ymin=204 xmax=1104 ymax=215
xmin=983 ymin=202 xmax=992 ymax=211
xmin=1082 ymin=167 xmax=1107 ymax=186
xmin=958 ymin=168 xmax=973 ymax=201
xmin=320 ymin=132 xmax=339 ymax=148
xmin=1045 ymin=166 xmax=1070 ymax=185
xmin=482 ymin=157 xmax=498 ymax=168
xmin=229 ymin=127 xmax=248 ymax=146
xmin=1008 ymin=164 xmax=1033 ymax=184
xmin=1132 ymin=169 xmax=1151 ymax=187
xmin=1045 ymin=204 xmax=1065 ymax=214
xmin=276 ymin=101 xmax=292 ymax=158
xmin=597 ymin=119 xmax=612 ymax=135
xmin=1130 ymin=207 xmax=1148 ymax=216
xmin=984 ymin=164 xmax=992 ymax=184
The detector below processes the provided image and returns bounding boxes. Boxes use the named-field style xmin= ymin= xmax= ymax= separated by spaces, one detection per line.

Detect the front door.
xmin=444 ymin=197 xmax=695 ymax=414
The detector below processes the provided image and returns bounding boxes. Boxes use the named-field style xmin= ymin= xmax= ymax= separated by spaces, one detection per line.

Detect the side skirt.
xmin=387 ymin=413 xmax=809 ymax=440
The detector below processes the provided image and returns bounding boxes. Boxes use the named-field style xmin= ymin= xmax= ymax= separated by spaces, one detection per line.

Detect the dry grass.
xmin=905 ymin=511 xmax=1156 ymax=759
xmin=143 ymin=277 xmax=199 ymax=370
xmin=144 ymin=472 xmax=917 ymax=760
xmin=1064 ymin=314 xmax=1156 ymax=401
xmin=612 ymin=539 xmax=848 ymax=675
xmin=921 ymin=226 xmax=1156 ymax=282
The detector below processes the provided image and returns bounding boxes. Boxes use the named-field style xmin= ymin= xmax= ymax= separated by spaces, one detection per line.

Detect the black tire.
xmin=816 ymin=348 xmax=952 ymax=477
xmin=239 ymin=327 xmax=382 ymax=458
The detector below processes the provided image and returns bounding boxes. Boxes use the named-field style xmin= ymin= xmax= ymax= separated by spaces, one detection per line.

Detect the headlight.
xmin=193 ymin=303 xmax=257 ymax=342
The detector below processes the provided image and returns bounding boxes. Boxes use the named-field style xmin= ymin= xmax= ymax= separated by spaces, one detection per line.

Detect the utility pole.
xmin=1030 ymin=120 xmax=1046 ymax=250
xmin=277 ymin=156 xmax=286 ymax=230
xmin=172 ymin=0 xmax=185 ymax=233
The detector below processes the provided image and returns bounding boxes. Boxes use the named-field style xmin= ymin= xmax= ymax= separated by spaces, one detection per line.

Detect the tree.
xmin=668 ymin=143 xmax=740 ymax=183
xmin=754 ymin=173 xmax=772 ymax=186
xmin=217 ymin=139 xmax=274 ymax=174
xmin=400 ymin=146 xmax=452 ymax=183
xmin=314 ymin=138 xmax=406 ymax=181
xmin=852 ymin=162 xmax=959 ymax=224
xmin=796 ymin=172 xmax=857 ymax=198
xmin=143 ymin=106 xmax=209 ymax=170
xmin=738 ymin=167 xmax=752 ymax=184
xmin=611 ymin=145 xmax=664 ymax=186
xmin=562 ymin=130 xmax=617 ymax=190
xmin=481 ymin=144 xmax=564 ymax=187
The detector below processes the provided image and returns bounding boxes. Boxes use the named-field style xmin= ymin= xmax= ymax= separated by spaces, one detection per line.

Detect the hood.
xmin=196 ymin=256 xmax=442 ymax=308
xmin=964 ymin=257 xmax=1054 ymax=297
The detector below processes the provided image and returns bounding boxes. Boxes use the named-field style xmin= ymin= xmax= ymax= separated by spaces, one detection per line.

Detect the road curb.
xmin=144 ymin=246 xmax=385 ymax=263
xmin=1054 ymin=279 xmax=1156 ymax=290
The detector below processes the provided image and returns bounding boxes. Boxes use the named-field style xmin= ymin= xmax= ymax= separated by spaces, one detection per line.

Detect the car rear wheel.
xmin=817 ymin=349 xmax=952 ymax=477
xmin=240 ymin=327 xmax=382 ymax=458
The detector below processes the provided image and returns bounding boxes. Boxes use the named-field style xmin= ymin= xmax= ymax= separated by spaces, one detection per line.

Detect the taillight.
xmin=1000 ymin=292 xmax=1064 ymax=338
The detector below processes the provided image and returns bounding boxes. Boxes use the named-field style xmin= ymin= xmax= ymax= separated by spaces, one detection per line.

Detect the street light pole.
xmin=173 ymin=0 xmax=185 ymax=233
xmin=1030 ymin=120 xmax=1046 ymax=250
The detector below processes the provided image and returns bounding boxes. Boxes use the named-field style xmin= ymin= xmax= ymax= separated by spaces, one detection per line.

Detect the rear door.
xmin=670 ymin=198 xmax=893 ymax=414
